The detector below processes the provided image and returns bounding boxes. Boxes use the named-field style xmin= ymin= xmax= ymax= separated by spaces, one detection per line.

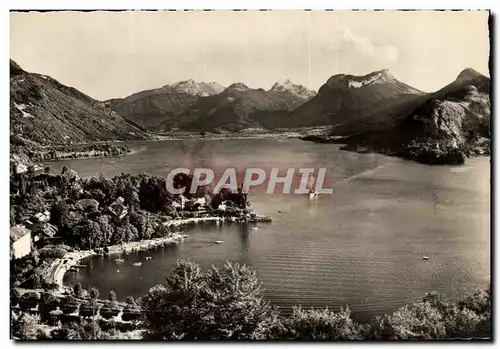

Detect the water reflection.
xmin=57 ymin=140 xmax=490 ymax=320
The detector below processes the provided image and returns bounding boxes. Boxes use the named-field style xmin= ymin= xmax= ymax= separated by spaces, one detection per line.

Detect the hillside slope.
xmin=107 ymin=80 xmax=225 ymax=131
xmin=333 ymin=68 xmax=491 ymax=164
xmin=175 ymin=81 xmax=315 ymax=132
xmin=10 ymin=60 xmax=149 ymax=146
xmin=287 ymin=70 xmax=425 ymax=133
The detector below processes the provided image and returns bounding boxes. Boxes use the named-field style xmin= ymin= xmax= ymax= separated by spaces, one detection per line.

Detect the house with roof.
xmin=32 ymin=223 xmax=58 ymax=245
xmin=32 ymin=211 xmax=50 ymax=223
xmin=108 ymin=196 xmax=128 ymax=220
xmin=75 ymin=198 xmax=99 ymax=211
xmin=10 ymin=225 xmax=32 ymax=259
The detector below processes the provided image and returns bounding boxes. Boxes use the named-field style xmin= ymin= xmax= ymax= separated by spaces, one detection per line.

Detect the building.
xmin=108 ymin=197 xmax=128 ymax=220
xmin=75 ymin=199 xmax=99 ymax=211
xmin=172 ymin=195 xmax=187 ymax=211
xmin=10 ymin=225 xmax=32 ymax=259
xmin=32 ymin=211 xmax=50 ymax=223
xmin=32 ymin=223 xmax=58 ymax=245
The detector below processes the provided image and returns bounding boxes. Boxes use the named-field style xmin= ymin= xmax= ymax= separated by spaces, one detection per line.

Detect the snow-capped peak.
xmin=346 ymin=69 xmax=391 ymax=88
xmin=270 ymin=80 xmax=316 ymax=100
xmin=167 ymin=80 xmax=225 ymax=96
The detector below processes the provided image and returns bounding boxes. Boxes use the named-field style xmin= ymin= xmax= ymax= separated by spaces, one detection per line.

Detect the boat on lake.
xmin=214 ymin=240 xmax=224 ymax=244
xmin=133 ymin=262 xmax=142 ymax=267
xmin=115 ymin=258 xmax=124 ymax=263
xmin=422 ymin=256 xmax=430 ymax=260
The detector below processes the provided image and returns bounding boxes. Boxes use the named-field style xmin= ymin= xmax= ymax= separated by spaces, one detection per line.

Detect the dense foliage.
xmin=141 ymin=259 xmax=280 ymax=340
xmin=139 ymin=260 xmax=490 ymax=341
xmin=10 ymin=166 xmax=249 ymax=252
xmin=9 ymin=166 xmax=491 ymax=341
xmin=11 ymin=259 xmax=491 ymax=341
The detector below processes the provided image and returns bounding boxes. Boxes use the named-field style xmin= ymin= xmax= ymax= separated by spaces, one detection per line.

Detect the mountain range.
xmin=333 ymin=67 xmax=490 ymax=164
xmin=106 ymin=80 xmax=226 ymax=131
xmin=171 ymin=81 xmax=315 ymax=132
xmin=10 ymin=59 xmax=490 ymax=165
xmin=106 ymin=79 xmax=316 ymax=132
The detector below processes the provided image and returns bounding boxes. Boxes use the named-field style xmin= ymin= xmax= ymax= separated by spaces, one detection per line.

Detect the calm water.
xmin=50 ymin=139 xmax=491 ymax=320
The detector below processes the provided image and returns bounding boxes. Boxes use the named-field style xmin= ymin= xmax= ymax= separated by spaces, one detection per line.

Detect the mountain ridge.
xmin=10 ymin=59 xmax=149 ymax=146
xmin=327 ymin=68 xmax=491 ymax=164
xmin=106 ymin=79 xmax=226 ymax=131
xmin=169 ymin=81 xmax=314 ymax=132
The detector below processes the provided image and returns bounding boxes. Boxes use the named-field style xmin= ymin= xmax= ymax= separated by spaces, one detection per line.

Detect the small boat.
xmin=133 ymin=262 xmax=142 ymax=267
xmin=145 ymin=256 xmax=152 ymax=260
xmin=214 ymin=240 xmax=224 ymax=244
xmin=117 ymin=270 xmax=120 ymax=273
xmin=422 ymin=256 xmax=430 ymax=260
xmin=115 ymin=258 xmax=124 ymax=264
xmin=251 ymin=226 xmax=259 ymax=231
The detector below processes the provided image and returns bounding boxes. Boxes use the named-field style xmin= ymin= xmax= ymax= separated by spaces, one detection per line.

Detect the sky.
xmin=10 ymin=10 xmax=490 ymax=100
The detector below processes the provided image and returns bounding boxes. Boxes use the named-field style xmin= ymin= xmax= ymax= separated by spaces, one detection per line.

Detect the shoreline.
xmin=45 ymin=214 xmax=272 ymax=289
xmin=154 ymin=127 xmax=330 ymax=141
xmin=42 ymin=149 xmax=139 ymax=164
xmin=164 ymin=214 xmax=272 ymax=227
xmin=44 ymin=233 xmax=185 ymax=288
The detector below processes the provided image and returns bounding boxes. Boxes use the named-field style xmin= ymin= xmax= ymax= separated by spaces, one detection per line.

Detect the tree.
xmin=153 ymin=223 xmax=171 ymax=239
xmin=281 ymin=306 xmax=363 ymax=340
xmin=136 ymin=213 xmax=154 ymax=240
xmin=11 ymin=313 xmax=42 ymax=340
xmin=108 ymin=290 xmax=117 ymax=302
xmin=89 ymin=287 xmax=100 ymax=300
xmin=139 ymin=176 xmax=172 ymax=212
xmin=369 ymin=302 xmax=446 ymax=340
xmin=50 ymin=201 xmax=70 ymax=227
xmin=97 ymin=215 xmax=114 ymax=246
xmin=88 ymin=287 xmax=100 ymax=339
xmin=124 ymin=185 xmax=140 ymax=211
xmin=124 ymin=222 xmax=139 ymax=243
xmin=112 ymin=225 xmax=126 ymax=245
xmin=142 ymin=259 xmax=281 ymax=340
xmin=72 ymin=220 xmax=103 ymax=249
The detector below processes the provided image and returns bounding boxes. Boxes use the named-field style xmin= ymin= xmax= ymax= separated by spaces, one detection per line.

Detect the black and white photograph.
xmin=8 ymin=9 xmax=491 ymax=341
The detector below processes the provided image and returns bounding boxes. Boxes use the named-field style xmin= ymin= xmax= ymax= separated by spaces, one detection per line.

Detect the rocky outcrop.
xmin=269 ymin=79 xmax=316 ymax=100
xmin=329 ymin=69 xmax=491 ymax=165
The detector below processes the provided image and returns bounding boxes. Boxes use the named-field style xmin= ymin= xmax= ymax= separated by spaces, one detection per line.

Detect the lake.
xmin=48 ymin=138 xmax=491 ymax=321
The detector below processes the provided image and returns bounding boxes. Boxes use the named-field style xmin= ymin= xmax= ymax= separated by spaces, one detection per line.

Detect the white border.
xmin=2 ymin=2 xmax=498 ymax=348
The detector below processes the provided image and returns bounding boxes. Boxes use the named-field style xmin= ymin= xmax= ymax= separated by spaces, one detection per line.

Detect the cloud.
xmin=337 ymin=24 xmax=400 ymax=62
